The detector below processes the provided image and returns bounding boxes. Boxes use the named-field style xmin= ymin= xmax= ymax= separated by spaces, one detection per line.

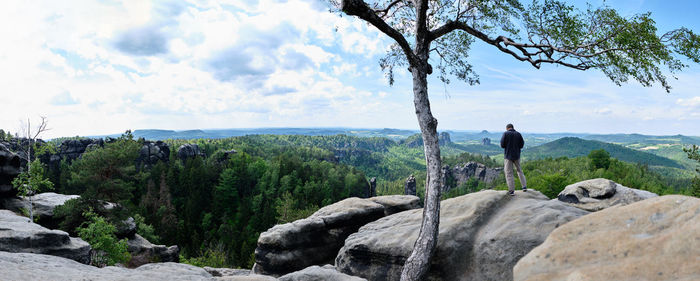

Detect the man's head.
xmin=506 ymin=124 xmax=514 ymax=130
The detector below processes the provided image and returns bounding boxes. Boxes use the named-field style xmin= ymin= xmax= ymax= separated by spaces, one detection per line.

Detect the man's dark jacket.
xmin=500 ymin=129 xmax=524 ymax=161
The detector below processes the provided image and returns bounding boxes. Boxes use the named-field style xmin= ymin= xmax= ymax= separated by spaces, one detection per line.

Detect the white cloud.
xmin=676 ymin=96 xmax=700 ymax=107
xmin=0 ymin=0 xmax=698 ymax=138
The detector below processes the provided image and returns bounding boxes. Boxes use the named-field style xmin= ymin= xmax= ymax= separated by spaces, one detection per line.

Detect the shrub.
xmin=77 ymin=209 xmax=131 ymax=267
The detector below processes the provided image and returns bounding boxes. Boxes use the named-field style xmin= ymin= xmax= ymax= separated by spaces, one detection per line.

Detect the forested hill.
xmin=582 ymin=133 xmax=700 ymax=145
xmin=522 ymin=137 xmax=683 ymax=168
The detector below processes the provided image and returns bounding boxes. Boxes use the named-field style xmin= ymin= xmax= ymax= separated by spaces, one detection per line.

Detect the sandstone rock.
xmin=404 ymin=132 xmax=452 ymax=148
xmin=441 ymin=162 xmax=502 ymax=193
xmin=216 ymin=275 xmax=277 ymax=281
xmin=438 ymin=132 xmax=452 ymax=145
xmin=0 ymin=251 xmax=214 ymax=281
xmin=1 ymin=138 xmax=45 ymax=169
xmin=177 ymin=144 xmax=205 ymax=161
xmin=278 ymin=265 xmax=366 ymax=281
xmin=254 ymin=195 xmax=420 ymax=277
xmin=336 ymin=190 xmax=589 ymax=281
xmin=404 ymin=175 xmax=416 ymax=196
xmin=514 ymin=195 xmax=700 ymax=281
xmin=254 ymin=197 xmax=384 ymax=276
xmin=38 ymin=138 xmax=105 ymax=176
xmin=557 ymin=178 xmax=657 ymax=211
xmin=137 ymin=141 xmax=170 ymax=168
xmin=204 ymin=267 xmax=252 ymax=277
xmin=482 ymin=138 xmax=491 ymax=145
xmin=368 ymin=195 xmax=420 ymax=216
xmin=0 ymin=143 xmax=21 ymax=196
xmin=1 ymin=192 xmax=80 ymax=228
xmin=127 ymin=234 xmax=180 ymax=267
xmin=116 ymin=216 xmax=137 ymax=238
xmin=368 ymin=177 xmax=376 ymax=197
xmin=0 ymin=210 xmax=91 ymax=264
xmin=56 ymin=139 xmax=104 ymax=163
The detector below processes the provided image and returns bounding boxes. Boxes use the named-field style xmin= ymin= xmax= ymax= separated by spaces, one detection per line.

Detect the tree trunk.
xmin=400 ymin=63 xmax=442 ymax=281
xmin=27 ymin=119 xmax=34 ymax=222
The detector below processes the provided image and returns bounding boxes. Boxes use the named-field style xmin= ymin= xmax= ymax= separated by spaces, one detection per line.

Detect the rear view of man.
xmin=500 ymin=124 xmax=527 ymax=196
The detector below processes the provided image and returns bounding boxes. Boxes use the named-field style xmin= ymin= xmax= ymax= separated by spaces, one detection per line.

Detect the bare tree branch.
xmin=373 ymin=0 xmax=404 ymax=18
xmin=342 ymin=0 xmax=419 ymax=66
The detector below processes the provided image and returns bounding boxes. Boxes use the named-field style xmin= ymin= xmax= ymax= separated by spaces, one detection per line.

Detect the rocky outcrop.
xmin=368 ymin=195 xmax=421 ymax=216
xmin=1 ymin=192 xmax=79 ymax=228
xmin=403 ymin=132 xmax=452 ymax=148
xmin=127 ymin=234 xmax=179 ymax=267
xmin=217 ymin=275 xmax=277 ymax=281
xmin=137 ymin=141 xmax=170 ymax=168
xmin=253 ymin=195 xmax=420 ymax=277
xmin=514 ymin=195 xmax=700 ymax=281
xmin=177 ymin=144 xmax=205 ymax=161
xmin=53 ymin=139 xmax=104 ymax=163
xmin=482 ymin=138 xmax=491 ymax=145
xmin=0 ymin=210 xmax=90 ymax=264
xmin=204 ymin=267 xmax=253 ymax=277
xmin=0 ymin=144 xmax=21 ymax=196
xmin=438 ymin=132 xmax=451 ymax=145
xmin=368 ymin=177 xmax=376 ymax=197
xmin=38 ymin=138 xmax=105 ymax=174
xmin=1 ymin=138 xmax=46 ymax=169
xmin=441 ymin=162 xmax=501 ymax=193
xmin=404 ymin=175 xmax=416 ymax=196
xmin=556 ymin=178 xmax=657 ymax=211
xmin=0 ymin=251 xmax=214 ymax=281
xmin=335 ymin=190 xmax=589 ymax=281
xmin=116 ymin=216 xmax=137 ymax=238
xmin=278 ymin=265 xmax=366 ymax=281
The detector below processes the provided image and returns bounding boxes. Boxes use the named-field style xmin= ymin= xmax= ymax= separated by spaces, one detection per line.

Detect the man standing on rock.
xmin=500 ymin=124 xmax=527 ymax=196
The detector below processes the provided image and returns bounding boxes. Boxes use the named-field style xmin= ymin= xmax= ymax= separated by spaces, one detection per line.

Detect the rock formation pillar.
xmin=404 ymin=175 xmax=416 ymax=196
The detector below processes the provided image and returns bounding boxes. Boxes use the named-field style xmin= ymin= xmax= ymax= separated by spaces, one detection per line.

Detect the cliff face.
xmin=0 ymin=144 xmax=20 ymax=196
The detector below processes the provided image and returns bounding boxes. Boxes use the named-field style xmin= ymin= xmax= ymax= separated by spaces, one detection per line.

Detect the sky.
xmin=1 ymin=0 xmax=699 ymax=139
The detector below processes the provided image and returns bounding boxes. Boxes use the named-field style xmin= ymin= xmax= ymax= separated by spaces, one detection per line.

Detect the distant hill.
xmin=102 ymin=128 xmax=420 ymax=141
xmin=522 ymin=137 xmax=683 ymax=168
xmin=582 ymin=133 xmax=700 ymax=145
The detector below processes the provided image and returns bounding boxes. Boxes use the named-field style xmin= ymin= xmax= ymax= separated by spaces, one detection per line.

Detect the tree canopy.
xmin=335 ymin=0 xmax=699 ymax=90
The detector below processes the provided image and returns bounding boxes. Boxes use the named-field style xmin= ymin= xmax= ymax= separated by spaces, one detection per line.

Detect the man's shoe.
xmin=508 ymin=190 xmax=515 ymax=196
xmin=522 ymin=186 xmax=527 ymax=192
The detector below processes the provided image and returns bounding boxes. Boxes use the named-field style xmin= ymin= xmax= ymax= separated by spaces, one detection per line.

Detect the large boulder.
xmin=177 ymin=144 xmax=205 ymax=161
xmin=0 ymin=210 xmax=91 ymax=264
xmin=204 ymin=267 xmax=253 ymax=277
xmin=0 ymin=143 xmax=21 ymax=196
xmin=1 ymin=192 xmax=80 ymax=229
xmin=278 ymin=265 xmax=366 ymax=281
xmin=116 ymin=216 xmax=137 ymax=238
xmin=368 ymin=195 xmax=421 ymax=216
xmin=127 ymin=234 xmax=180 ymax=267
xmin=336 ymin=190 xmax=589 ymax=281
xmin=556 ymin=178 xmax=657 ymax=211
xmin=253 ymin=195 xmax=420 ymax=277
xmin=514 ymin=195 xmax=700 ymax=281
xmin=0 ymin=251 xmax=214 ymax=281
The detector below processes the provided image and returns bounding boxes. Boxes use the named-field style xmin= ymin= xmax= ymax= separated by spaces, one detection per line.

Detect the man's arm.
xmin=500 ymin=133 xmax=506 ymax=148
xmin=518 ymin=133 xmax=524 ymax=149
